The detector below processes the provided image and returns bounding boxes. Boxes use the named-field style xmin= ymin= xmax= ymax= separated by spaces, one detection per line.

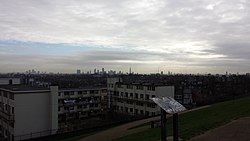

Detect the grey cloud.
xmin=214 ymin=41 xmax=250 ymax=59
xmin=1 ymin=0 xmax=250 ymax=73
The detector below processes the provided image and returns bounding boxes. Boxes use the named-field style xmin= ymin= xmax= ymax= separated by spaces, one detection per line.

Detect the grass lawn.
xmin=112 ymin=96 xmax=250 ymax=141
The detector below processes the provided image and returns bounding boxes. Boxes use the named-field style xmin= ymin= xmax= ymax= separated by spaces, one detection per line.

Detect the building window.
xmin=102 ymin=89 xmax=107 ymax=93
xmin=135 ymin=109 xmax=138 ymax=114
xmin=11 ymin=107 xmax=14 ymax=114
xmin=5 ymin=104 xmax=8 ymax=111
xmin=121 ymin=92 xmax=123 ymax=97
xmin=130 ymin=93 xmax=133 ymax=97
xmin=69 ymin=106 xmax=74 ymax=110
xmin=135 ymin=93 xmax=138 ymax=99
xmin=126 ymin=100 xmax=133 ymax=104
xmin=147 ymin=86 xmax=156 ymax=91
xmin=90 ymin=90 xmax=95 ymax=94
xmin=9 ymin=93 xmax=14 ymax=100
xmin=125 ymin=92 xmax=128 ymax=97
xmin=78 ymin=91 xmax=82 ymax=95
xmin=140 ymin=94 xmax=144 ymax=99
xmin=147 ymin=103 xmax=156 ymax=108
xmin=146 ymin=94 xmax=149 ymax=100
xmin=126 ymin=85 xmax=133 ymax=89
xmin=10 ymin=123 xmax=14 ymax=128
xmin=130 ymin=108 xmax=133 ymax=113
xmin=136 ymin=102 xmax=144 ymax=106
xmin=152 ymin=87 xmax=155 ymax=91
xmin=136 ymin=85 xmax=143 ymax=90
xmin=58 ymin=107 xmax=60 ymax=111
xmin=90 ymin=104 xmax=94 ymax=107
xmin=5 ymin=129 xmax=8 ymax=136
xmin=140 ymin=110 xmax=144 ymax=114
xmin=3 ymin=92 xmax=8 ymax=98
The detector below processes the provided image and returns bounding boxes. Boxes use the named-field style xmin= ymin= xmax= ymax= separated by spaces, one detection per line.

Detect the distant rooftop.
xmin=116 ymin=82 xmax=170 ymax=86
xmin=60 ymin=86 xmax=106 ymax=91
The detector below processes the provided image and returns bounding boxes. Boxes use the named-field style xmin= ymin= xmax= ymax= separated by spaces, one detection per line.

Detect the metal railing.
xmin=14 ymin=129 xmax=58 ymax=141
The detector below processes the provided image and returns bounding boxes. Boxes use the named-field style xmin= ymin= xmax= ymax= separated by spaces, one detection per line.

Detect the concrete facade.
xmin=0 ymin=86 xmax=58 ymax=141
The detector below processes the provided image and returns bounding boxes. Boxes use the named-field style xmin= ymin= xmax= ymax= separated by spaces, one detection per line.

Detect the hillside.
xmin=112 ymin=96 xmax=250 ymax=141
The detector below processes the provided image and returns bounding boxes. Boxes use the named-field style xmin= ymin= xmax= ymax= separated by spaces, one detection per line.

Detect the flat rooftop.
xmin=0 ymin=85 xmax=49 ymax=92
xmin=116 ymin=82 xmax=170 ymax=86
xmin=60 ymin=86 xmax=106 ymax=91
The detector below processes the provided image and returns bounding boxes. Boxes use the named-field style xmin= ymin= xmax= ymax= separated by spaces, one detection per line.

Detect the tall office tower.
xmin=76 ymin=69 xmax=81 ymax=74
xmin=102 ymin=68 xmax=105 ymax=74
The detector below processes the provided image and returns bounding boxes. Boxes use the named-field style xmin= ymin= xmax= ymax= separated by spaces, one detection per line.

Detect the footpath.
xmin=188 ymin=117 xmax=250 ymax=141
xmin=79 ymin=105 xmax=210 ymax=141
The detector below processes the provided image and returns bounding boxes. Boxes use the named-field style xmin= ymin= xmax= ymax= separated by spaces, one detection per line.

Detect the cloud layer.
xmin=0 ymin=0 xmax=250 ymax=73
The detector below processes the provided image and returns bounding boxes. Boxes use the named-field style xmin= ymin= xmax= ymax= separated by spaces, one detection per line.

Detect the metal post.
xmin=173 ymin=113 xmax=178 ymax=141
xmin=161 ymin=108 xmax=167 ymax=141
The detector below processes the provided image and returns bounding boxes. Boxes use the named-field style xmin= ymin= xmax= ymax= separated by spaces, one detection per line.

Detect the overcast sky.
xmin=0 ymin=0 xmax=250 ymax=74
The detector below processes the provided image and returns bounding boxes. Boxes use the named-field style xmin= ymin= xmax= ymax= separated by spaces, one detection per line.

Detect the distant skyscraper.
xmin=102 ymin=68 xmax=105 ymax=74
xmin=76 ymin=69 xmax=81 ymax=74
xmin=129 ymin=67 xmax=131 ymax=74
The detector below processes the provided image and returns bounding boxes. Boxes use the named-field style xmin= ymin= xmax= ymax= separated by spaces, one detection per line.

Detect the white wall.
xmin=157 ymin=86 xmax=175 ymax=97
xmin=50 ymin=86 xmax=58 ymax=134
xmin=14 ymin=92 xmax=51 ymax=137
xmin=0 ymin=78 xmax=21 ymax=85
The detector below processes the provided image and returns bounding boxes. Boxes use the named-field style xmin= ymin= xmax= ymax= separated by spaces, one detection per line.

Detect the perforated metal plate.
xmin=151 ymin=97 xmax=186 ymax=114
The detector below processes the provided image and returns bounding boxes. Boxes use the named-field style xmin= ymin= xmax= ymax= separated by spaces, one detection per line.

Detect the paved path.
xmin=78 ymin=116 xmax=159 ymax=141
xmin=188 ymin=117 xmax=250 ymax=141
xmin=78 ymin=105 xmax=210 ymax=141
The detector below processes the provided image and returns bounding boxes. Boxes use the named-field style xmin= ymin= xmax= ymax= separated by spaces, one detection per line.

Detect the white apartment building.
xmin=0 ymin=85 xmax=58 ymax=141
xmin=107 ymin=78 xmax=174 ymax=116
xmin=0 ymin=85 xmax=107 ymax=141
xmin=0 ymin=78 xmax=21 ymax=85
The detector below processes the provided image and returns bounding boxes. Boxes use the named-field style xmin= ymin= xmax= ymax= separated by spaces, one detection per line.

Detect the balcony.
xmin=0 ymin=111 xmax=14 ymax=121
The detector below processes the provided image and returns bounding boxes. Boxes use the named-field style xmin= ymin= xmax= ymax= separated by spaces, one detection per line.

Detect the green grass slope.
xmin=112 ymin=96 xmax=250 ymax=141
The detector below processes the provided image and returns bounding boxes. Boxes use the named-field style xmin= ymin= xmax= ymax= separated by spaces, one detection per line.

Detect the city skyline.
xmin=1 ymin=0 xmax=250 ymax=74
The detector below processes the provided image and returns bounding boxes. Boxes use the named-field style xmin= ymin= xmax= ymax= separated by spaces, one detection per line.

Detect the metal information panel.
xmin=151 ymin=96 xmax=186 ymax=114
